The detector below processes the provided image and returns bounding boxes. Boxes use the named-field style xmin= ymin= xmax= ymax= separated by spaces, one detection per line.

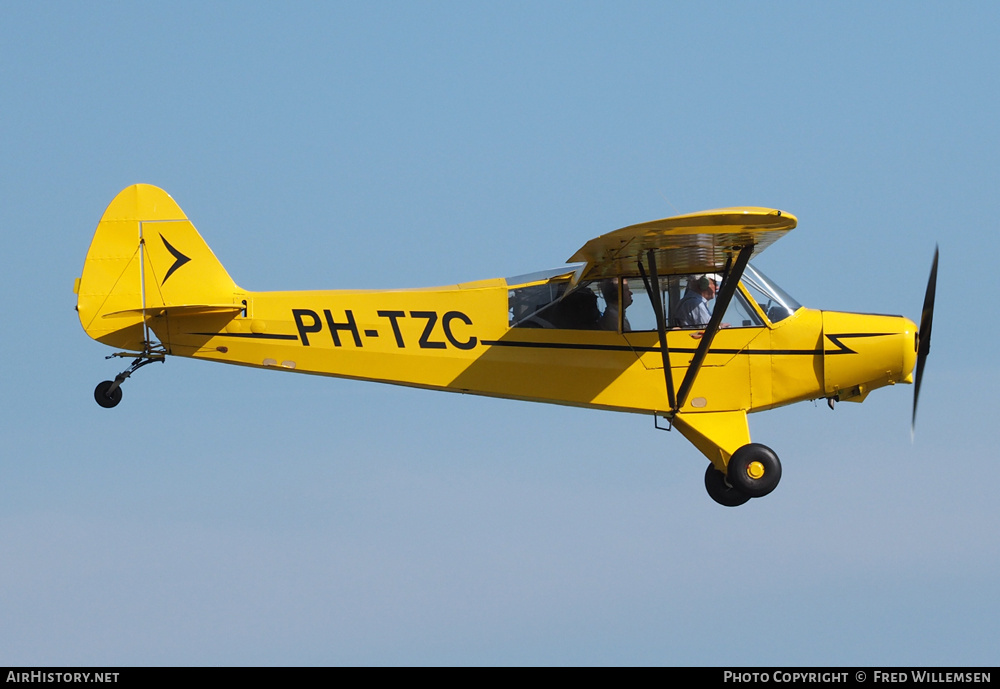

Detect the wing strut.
xmin=637 ymin=249 xmax=676 ymax=411
xmin=674 ymin=245 xmax=753 ymax=410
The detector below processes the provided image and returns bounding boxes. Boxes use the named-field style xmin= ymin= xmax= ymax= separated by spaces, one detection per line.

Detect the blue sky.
xmin=2 ymin=2 xmax=997 ymax=665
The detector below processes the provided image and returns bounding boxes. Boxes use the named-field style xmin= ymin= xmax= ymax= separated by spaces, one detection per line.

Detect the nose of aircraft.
xmin=822 ymin=312 xmax=918 ymax=401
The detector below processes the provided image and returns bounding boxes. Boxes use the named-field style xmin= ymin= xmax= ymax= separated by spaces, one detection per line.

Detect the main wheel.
xmin=94 ymin=380 xmax=123 ymax=408
xmin=727 ymin=443 xmax=781 ymax=498
xmin=704 ymin=464 xmax=751 ymax=507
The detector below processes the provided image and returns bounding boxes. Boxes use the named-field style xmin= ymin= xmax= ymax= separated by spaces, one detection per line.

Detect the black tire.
xmin=94 ymin=380 xmax=123 ymax=409
xmin=727 ymin=443 xmax=781 ymax=498
xmin=704 ymin=464 xmax=751 ymax=507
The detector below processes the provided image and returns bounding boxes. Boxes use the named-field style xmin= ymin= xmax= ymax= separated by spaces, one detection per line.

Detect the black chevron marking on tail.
xmin=160 ymin=235 xmax=191 ymax=285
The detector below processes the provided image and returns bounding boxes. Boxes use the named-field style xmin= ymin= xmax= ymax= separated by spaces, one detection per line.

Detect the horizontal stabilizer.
xmin=102 ymin=304 xmax=243 ymax=319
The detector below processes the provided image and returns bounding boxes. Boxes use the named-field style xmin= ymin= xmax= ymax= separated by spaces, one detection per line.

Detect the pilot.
xmin=674 ymin=274 xmax=719 ymax=328
xmin=599 ymin=279 xmax=632 ymax=332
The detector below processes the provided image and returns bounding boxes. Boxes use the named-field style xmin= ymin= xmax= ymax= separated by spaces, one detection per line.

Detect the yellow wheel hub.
xmin=747 ymin=461 xmax=766 ymax=480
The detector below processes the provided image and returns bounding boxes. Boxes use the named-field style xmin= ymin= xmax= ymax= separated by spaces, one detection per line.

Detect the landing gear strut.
xmin=93 ymin=348 xmax=165 ymax=408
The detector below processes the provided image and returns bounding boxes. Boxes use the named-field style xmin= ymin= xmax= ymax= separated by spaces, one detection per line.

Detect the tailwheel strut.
xmin=94 ymin=346 xmax=165 ymax=408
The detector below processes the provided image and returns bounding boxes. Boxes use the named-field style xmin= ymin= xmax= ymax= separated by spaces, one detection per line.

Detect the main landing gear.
xmin=93 ymin=349 xmax=165 ymax=408
xmin=704 ymin=443 xmax=782 ymax=507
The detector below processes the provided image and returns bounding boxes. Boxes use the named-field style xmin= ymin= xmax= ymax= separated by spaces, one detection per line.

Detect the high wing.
xmin=568 ymin=207 xmax=796 ymax=281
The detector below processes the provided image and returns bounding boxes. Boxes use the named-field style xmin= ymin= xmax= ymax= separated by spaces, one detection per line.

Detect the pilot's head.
xmin=695 ymin=274 xmax=721 ymax=297
xmin=600 ymin=279 xmax=633 ymax=308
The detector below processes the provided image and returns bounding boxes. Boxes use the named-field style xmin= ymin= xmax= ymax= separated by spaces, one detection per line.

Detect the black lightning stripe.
xmin=190 ymin=332 xmax=300 ymax=340
xmin=480 ymin=339 xmax=794 ymax=355
xmin=186 ymin=332 xmax=895 ymax=354
xmin=480 ymin=332 xmax=896 ymax=357
xmin=823 ymin=332 xmax=895 ymax=355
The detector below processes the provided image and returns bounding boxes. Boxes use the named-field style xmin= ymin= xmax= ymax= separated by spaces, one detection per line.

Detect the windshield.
xmin=742 ymin=264 xmax=801 ymax=323
xmin=505 ymin=264 xmax=582 ymax=286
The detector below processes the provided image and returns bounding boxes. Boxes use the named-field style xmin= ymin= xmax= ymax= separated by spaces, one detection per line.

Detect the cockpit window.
xmin=509 ymin=277 xmax=569 ymax=327
xmin=509 ymin=278 xmax=608 ymax=329
xmin=505 ymin=264 xmax=582 ymax=286
xmin=623 ymin=274 xmax=762 ymax=331
xmin=508 ymin=272 xmax=766 ymax=332
xmin=742 ymin=264 xmax=801 ymax=323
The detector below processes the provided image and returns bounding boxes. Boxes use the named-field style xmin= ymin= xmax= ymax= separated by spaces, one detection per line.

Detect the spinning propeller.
xmin=911 ymin=246 xmax=938 ymax=434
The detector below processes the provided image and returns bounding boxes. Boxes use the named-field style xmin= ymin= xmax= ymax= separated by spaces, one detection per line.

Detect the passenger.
xmin=550 ymin=288 xmax=601 ymax=330
xmin=674 ymin=274 xmax=719 ymax=328
xmin=599 ymin=279 xmax=632 ymax=332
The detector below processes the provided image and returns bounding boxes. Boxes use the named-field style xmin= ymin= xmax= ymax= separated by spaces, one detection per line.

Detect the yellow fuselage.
xmin=149 ymin=281 xmax=916 ymax=420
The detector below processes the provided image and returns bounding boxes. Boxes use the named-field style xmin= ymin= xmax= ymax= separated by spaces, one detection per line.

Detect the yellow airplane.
xmin=75 ymin=184 xmax=937 ymax=506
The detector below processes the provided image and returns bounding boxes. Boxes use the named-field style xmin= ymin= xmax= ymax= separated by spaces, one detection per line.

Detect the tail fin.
xmin=75 ymin=184 xmax=240 ymax=351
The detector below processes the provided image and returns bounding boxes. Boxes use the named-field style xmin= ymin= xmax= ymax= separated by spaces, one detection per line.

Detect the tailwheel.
xmin=94 ymin=380 xmax=123 ymax=408
xmin=727 ymin=443 xmax=782 ymax=498
xmin=704 ymin=464 xmax=751 ymax=507
xmin=92 ymin=347 xmax=165 ymax=408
